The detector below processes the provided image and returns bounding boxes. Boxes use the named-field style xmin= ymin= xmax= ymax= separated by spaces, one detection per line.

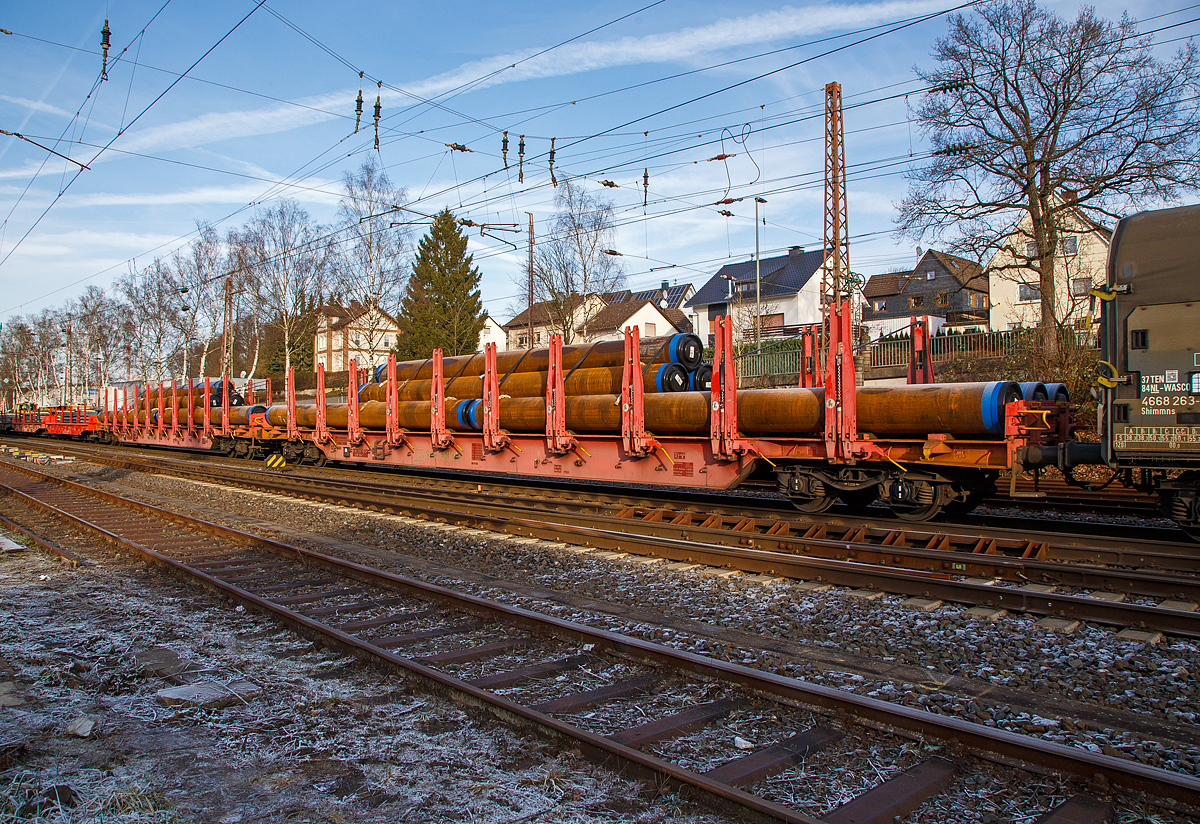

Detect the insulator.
xmin=718 ymin=210 xmax=733 ymax=217
xmin=100 ymin=19 xmax=111 ymax=80
xmin=502 ymin=131 xmax=509 ymax=169
xmin=354 ymin=90 xmax=363 ymax=133
xmin=549 ymin=137 xmax=556 ymax=187
xmin=518 ymin=134 xmax=525 ymax=184
xmin=373 ymin=95 xmax=382 ymax=122
xmin=599 ymin=180 xmax=617 ymax=188
xmin=643 ymin=168 xmax=649 ymax=207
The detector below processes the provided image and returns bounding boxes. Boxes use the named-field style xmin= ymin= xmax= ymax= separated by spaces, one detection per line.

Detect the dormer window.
xmin=872 ymin=299 xmax=886 ymax=312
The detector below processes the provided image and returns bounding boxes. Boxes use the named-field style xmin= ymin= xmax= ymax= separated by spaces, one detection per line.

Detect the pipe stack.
xmin=264 ymin=381 xmax=1021 ymax=439
xmin=358 ymin=333 xmax=706 ymax=403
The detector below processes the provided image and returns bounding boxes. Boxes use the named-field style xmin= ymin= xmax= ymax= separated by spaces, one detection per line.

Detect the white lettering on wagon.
xmin=1115 ymin=425 xmax=1200 ymax=449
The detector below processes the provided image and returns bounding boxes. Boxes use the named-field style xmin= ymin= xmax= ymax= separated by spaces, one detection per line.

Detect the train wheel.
xmin=310 ymin=451 xmax=328 ymax=468
xmin=887 ymin=479 xmax=948 ymax=522
xmin=783 ymin=474 xmax=835 ymax=513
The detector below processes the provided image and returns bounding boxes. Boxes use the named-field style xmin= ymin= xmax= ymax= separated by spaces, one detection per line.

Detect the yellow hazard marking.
xmin=266 ymin=454 xmax=286 ymax=469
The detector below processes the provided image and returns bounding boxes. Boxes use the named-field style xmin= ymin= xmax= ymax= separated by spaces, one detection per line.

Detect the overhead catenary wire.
xmin=5 ymin=2 xmax=1194 ymax=319
xmin=0 ymin=0 xmax=269 ymax=273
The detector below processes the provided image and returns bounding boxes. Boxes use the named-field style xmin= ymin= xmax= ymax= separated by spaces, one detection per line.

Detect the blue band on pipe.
xmin=654 ymin=365 xmax=664 ymax=392
xmin=375 ymin=364 xmax=386 ymax=383
xmin=359 ymin=384 xmax=369 ymax=396
xmin=668 ymin=334 xmax=680 ymax=364
xmin=455 ymin=401 xmax=468 ymax=429
xmin=467 ymin=400 xmax=480 ymax=430
xmin=980 ymin=382 xmax=1001 ymax=435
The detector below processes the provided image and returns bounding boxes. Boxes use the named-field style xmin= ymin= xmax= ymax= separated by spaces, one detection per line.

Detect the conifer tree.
xmin=395 ymin=209 xmax=485 ymax=358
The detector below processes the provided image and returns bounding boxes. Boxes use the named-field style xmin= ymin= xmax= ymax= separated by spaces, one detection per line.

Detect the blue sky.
xmin=0 ymin=0 xmax=1189 ymax=322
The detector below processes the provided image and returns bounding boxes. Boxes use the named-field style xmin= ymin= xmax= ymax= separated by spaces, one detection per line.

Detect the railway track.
xmin=2 ymin=458 xmax=1197 ymax=823
xmin=6 ymin=441 xmax=1200 ymax=639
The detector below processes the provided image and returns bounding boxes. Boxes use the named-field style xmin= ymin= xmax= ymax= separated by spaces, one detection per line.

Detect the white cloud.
xmin=59 ymin=180 xmax=341 ymax=208
xmin=112 ymin=1 xmax=948 ymax=154
xmin=0 ymin=94 xmax=74 ymax=118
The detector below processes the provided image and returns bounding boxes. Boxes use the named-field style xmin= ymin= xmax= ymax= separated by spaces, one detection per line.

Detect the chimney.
xmin=789 ymin=245 xmax=804 ymax=259
xmin=661 ymin=280 xmax=670 ymax=292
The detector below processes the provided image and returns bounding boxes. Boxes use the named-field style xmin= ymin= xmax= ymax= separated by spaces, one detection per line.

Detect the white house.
xmin=502 ymin=295 xmax=691 ymax=349
xmin=684 ymin=246 xmax=830 ymax=341
xmin=986 ymin=202 xmax=1112 ymax=331
xmin=313 ymin=302 xmax=400 ymax=372
xmin=477 ymin=314 xmax=506 ymax=353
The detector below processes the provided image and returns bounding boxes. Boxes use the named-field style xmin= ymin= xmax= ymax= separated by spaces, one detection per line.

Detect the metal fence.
xmin=736 ymin=327 xmax=1098 ymax=382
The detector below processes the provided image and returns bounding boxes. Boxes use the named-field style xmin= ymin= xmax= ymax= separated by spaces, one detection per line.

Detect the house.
xmin=604 ymin=280 xmax=696 ymax=311
xmin=577 ymin=298 xmax=692 ymax=340
xmin=503 ymin=295 xmax=606 ymax=350
xmin=501 ymin=295 xmax=690 ymax=349
xmin=477 ymin=314 xmax=506 ymax=353
xmin=684 ymin=246 xmax=828 ymax=341
xmin=313 ymin=302 xmax=400 ymax=372
xmin=985 ymin=201 xmax=1113 ymax=330
xmin=861 ymin=250 xmax=989 ymax=337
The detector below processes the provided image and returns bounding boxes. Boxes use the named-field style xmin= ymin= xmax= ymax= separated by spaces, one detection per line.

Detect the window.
xmin=1018 ymin=283 xmax=1040 ymax=303
xmin=872 ymin=299 xmax=886 ymax=312
xmin=1071 ymin=278 xmax=1092 ymax=297
xmin=1060 ymin=237 xmax=1078 ymax=256
xmin=909 ymin=295 xmax=924 ymax=309
xmin=517 ymin=334 xmax=529 ymax=348
xmin=353 ymin=335 xmax=360 ymax=347
xmin=926 ymin=270 xmax=936 ymax=281
xmin=759 ymin=313 xmax=785 ymax=330
xmin=737 ymin=281 xmax=755 ymax=295
xmin=1026 ymin=241 xmax=1038 ymax=259
xmin=645 ymin=322 xmax=656 ymax=337
xmin=382 ymin=337 xmax=390 ymax=349
xmin=936 ymin=292 xmax=949 ymax=307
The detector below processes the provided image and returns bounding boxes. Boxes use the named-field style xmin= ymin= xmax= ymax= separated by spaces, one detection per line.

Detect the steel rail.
xmin=5 ymin=435 xmax=1191 ymax=557
xmin=4 ymin=447 xmax=1199 ymax=636
xmin=2 ymin=459 xmax=1198 ymax=813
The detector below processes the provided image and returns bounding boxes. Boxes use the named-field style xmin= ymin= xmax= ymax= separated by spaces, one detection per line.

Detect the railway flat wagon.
xmin=11 ymin=405 xmax=99 ymax=438
xmin=93 ymin=316 xmax=1079 ymax=523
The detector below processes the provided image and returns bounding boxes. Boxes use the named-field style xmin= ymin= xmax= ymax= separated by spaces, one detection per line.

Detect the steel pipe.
xmin=370 ymin=333 xmax=704 ymax=385
xmin=357 ymin=362 xmax=689 ymax=403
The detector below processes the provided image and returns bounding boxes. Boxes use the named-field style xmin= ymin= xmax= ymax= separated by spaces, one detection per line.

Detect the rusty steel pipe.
xmin=370 ymin=333 xmax=704 ymax=384
xmin=855 ymin=381 xmax=1020 ymax=437
xmin=117 ymin=381 xmax=1020 ymax=440
xmin=357 ymin=362 xmax=689 ymax=403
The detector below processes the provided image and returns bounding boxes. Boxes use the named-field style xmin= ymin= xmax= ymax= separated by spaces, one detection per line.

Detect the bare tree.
xmin=70 ymin=285 xmax=125 ymax=403
xmin=521 ymin=178 xmax=625 ymax=344
xmin=118 ymin=258 xmax=185 ymax=383
xmin=897 ymin=0 xmax=1200 ymax=347
xmin=331 ymin=158 xmax=411 ymax=355
xmin=242 ymin=199 xmax=328 ymax=373
xmin=171 ymin=222 xmax=225 ymax=379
